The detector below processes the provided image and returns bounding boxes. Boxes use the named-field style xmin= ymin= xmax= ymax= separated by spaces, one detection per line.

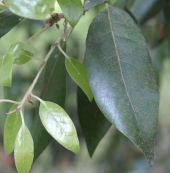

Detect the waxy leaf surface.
xmin=39 ymin=101 xmax=80 ymax=153
xmin=85 ymin=6 xmax=159 ymax=161
xmin=4 ymin=0 xmax=56 ymax=20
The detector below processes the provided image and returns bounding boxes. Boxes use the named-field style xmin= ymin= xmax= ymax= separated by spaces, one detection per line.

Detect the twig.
xmin=0 ymin=99 xmax=20 ymax=105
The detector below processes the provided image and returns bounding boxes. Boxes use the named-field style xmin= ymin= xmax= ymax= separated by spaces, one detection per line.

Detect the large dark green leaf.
xmin=0 ymin=10 xmax=21 ymax=38
xmin=4 ymin=0 xmax=56 ymax=20
xmin=57 ymin=0 xmax=83 ymax=26
xmin=31 ymin=46 xmax=66 ymax=160
xmin=85 ymin=6 xmax=159 ymax=162
xmin=78 ymin=89 xmax=111 ymax=156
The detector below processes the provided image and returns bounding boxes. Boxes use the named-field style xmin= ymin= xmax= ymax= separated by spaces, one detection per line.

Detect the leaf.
xmin=85 ymin=6 xmax=159 ymax=162
xmin=39 ymin=101 xmax=80 ymax=153
xmin=0 ymin=10 xmax=21 ymax=38
xmin=14 ymin=125 xmax=34 ymax=173
xmin=4 ymin=107 xmax=22 ymax=154
xmin=84 ymin=0 xmax=106 ymax=11
xmin=4 ymin=0 xmax=56 ymax=20
xmin=65 ymin=58 xmax=93 ymax=101
xmin=78 ymin=89 xmax=111 ymax=156
xmin=0 ymin=51 xmax=14 ymax=86
xmin=10 ymin=42 xmax=33 ymax=65
xmin=57 ymin=0 xmax=83 ymax=26
xmin=31 ymin=46 xmax=66 ymax=160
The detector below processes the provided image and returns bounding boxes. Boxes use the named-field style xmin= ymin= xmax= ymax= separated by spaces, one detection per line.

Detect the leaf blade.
xmin=4 ymin=108 xmax=22 ymax=154
xmin=39 ymin=101 xmax=80 ymax=153
xmin=14 ymin=125 xmax=34 ymax=173
xmin=57 ymin=0 xmax=83 ymax=26
xmin=85 ymin=6 xmax=159 ymax=161
xmin=65 ymin=58 xmax=93 ymax=101
xmin=4 ymin=0 xmax=56 ymax=20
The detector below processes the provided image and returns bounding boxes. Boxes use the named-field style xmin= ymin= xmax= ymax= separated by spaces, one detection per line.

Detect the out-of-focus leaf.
xmin=85 ymin=6 xmax=159 ymax=162
xmin=65 ymin=58 xmax=93 ymax=101
xmin=0 ymin=10 xmax=21 ymax=38
xmin=0 ymin=2 xmax=7 ymax=12
xmin=164 ymin=1 xmax=170 ymax=42
xmin=9 ymin=42 xmax=33 ymax=65
xmin=32 ymin=46 xmax=66 ymax=160
xmin=14 ymin=125 xmax=34 ymax=173
xmin=57 ymin=0 xmax=83 ymax=26
xmin=84 ymin=0 xmax=105 ymax=11
xmin=131 ymin=0 xmax=164 ymax=25
xmin=78 ymin=89 xmax=111 ymax=156
xmin=4 ymin=107 xmax=22 ymax=154
xmin=4 ymin=0 xmax=56 ymax=20
xmin=0 ymin=51 xmax=14 ymax=86
xmin=39 ymin=101 xmax=80 ymax=153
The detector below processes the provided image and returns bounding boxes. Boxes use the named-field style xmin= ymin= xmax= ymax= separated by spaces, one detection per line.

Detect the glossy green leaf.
xmin=65 ymin=58 xmax=93 ymax=101
xmin=14 ymin=125 xmax=34 ymax=173
xmin=57 ymin=0 xmax=83 ymax=26
xmin=39 ymin=101 xmax=80 ymax=153
xmin=4 ymin=108 xmax=22 ymax=154
xmin=0 ymin=10 xmax=21 ymax=38
xmin=4 ymin=0 xmax=56 ymax=20
xmin=0 ymin=51 xmax=14 ymax=86
xmin=9 ymin=42 xmax=33 ymax=64
xmin=31 ymin=46 xmax=66 ymax=160
xmin=85 ymin=6 xmax=159 ymax=161
xmin=78 ymin=89 xmax=111 ymax=156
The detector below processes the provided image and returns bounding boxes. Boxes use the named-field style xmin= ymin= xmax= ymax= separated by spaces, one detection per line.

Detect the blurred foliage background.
xmin=1 ymin=0 xmax=170 ymax=172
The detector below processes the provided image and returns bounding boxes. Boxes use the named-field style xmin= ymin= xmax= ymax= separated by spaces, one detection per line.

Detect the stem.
xmin=0 ymin=99 xmax=20 ymax=105
xmin=26 ymin=24 xmax=50 ymax=44
xmin=58 ymin=44 xmax=70 ymax=59
xmin=20 ymin=109 xmax=25 ymax=126
xmin=31 ymin=94 xmax=47 ymax=108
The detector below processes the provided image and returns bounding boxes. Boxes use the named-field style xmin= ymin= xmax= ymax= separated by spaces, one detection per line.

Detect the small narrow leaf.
xmin=57 ymin=0 xmax=83 ymax=26
xmin=0 ymin=51 xmax=14 ymax=86
xmin=65 ymin=58 xmax=93 ymax=101
xmin=4 ymin=0 xmax=56 ymax=20
xmin=10 ymin=42 xmax=33 ymax=64
xmin=78 ymin=89 xmax=111 ymax=156
xmin=4 ymin=108 xmax=22 ymax=154
xmin=39 ymin=101 xmax=80 ymax=153
xmin=14 ymin=125 xmax=34 ymax=173
xmin=85 ymin=6 xmax=159 ymax=161
xmin=0 ymin=10 xmax=21 ymax=38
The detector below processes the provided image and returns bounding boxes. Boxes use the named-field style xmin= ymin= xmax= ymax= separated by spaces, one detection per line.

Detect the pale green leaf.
xmin=85 ymin=6 xmax=159 ymax=162
xmin=4 ymin=0 xmax=56 ymax=20
xmin=10 ymin=42 xmax=33 ymax=65
xmin=14 ymin=125 xmax=34 ymax=173
xmin=4 ymin=108 xmax=22 ymax=154
xmin=57 ymin=0 xmax=83 ymax=26
xmin=65 ymin=58 xmax=93 ymax=101
xmin=39 ymin=101 xmax=80 ymax=153
xmin=0 ymin=52 xmax=14 ymax=86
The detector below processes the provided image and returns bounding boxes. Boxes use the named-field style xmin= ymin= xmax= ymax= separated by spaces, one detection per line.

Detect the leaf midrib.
xmin=106 ymin=7 xmax=141 ymax=137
